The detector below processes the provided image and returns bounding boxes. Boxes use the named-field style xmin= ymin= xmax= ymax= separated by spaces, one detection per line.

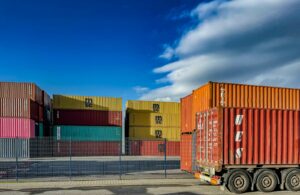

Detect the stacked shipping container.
xmin=53 ymin=95 xmax=122 ymax=156
xmin=180 ymin=81 xmax=300 ymax=172
xmin=126 ymin=100 xmax=180 ymax=156
xmin=181 ymin=81 xmax=300 ymax=193
xmin=0 ymin=82 xmax=50 ymax=138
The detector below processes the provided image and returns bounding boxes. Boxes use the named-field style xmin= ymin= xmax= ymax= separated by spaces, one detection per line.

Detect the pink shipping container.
xmin=0 ymin=117 xmax=35 ymax=138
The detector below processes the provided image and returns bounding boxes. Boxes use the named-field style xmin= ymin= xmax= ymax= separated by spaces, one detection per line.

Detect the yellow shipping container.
xmin=128 ymin=112 xmax=180 ymax=127
xmin=126 ymin=100 xmax=180 ymax=113
xmin=129 ymin=126 xmax=180 ymax=141
xmin=53 ymin=95 xmax=122 ymax=111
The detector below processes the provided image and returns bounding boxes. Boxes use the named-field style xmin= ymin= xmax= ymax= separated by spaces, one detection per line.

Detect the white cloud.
xmin=140 ymin=0 xmax=300 ymax=101
xmin=133 ymin=86 xmax=149 ymax=94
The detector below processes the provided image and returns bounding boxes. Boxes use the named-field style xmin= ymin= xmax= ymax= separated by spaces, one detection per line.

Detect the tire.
xmin=256 ymin=170 xmax=278 ymax=192
xmin=227 ymin=170 xmax=251 ymax=194
xmin=285 ymin=169 xmax=300 ymax=191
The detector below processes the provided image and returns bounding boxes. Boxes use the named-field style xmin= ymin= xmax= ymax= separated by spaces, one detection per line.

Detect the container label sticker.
xmin=57 ymin=127 xmax=61 ymax=140
xmin=235 ymin=115 xmax=243 ymax=125
xmin=235 ymin=148 xmax=243 ymax=158
xmin=56 ymin=111 xmax=59 ymax=119
xmin=235 ymin=131 xmax=243 ymax=142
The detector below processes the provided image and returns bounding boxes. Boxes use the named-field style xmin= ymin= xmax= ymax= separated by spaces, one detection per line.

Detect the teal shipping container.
xmin=53 ymin=125 xmax=122 ymax=141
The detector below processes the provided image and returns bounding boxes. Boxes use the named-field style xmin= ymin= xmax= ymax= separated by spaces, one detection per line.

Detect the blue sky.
xmin=1 ymin=0 xmax=300 ymax=103
xmin=0 ymin=0 xmax=200 ymax=102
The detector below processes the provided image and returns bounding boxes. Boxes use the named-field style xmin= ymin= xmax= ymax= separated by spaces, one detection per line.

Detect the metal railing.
xmin=0 ymin=137 xmax=183 ymax=181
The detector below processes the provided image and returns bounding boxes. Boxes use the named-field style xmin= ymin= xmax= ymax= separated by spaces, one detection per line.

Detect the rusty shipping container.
xmin=193 ymin=82 xmax=300 ymax=114
xmin=0 ymin=98 xmax=43 ymax=122
xmin=181 ymin=94 xmax=194 ymax=133
xmin=0 ymin=82 xmax=43 ymax=105
xmin=196 ymin=107 xmax=300 ymax=171
xmin=53 ymin=109 xmax=122 ymax=126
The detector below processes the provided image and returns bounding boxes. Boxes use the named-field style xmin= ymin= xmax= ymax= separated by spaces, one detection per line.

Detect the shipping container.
xmin=53 ymin=125 xmax=122 ymax=141
xmin=0 ymin=138 xmax=31 ymax=158
xmin=128 ymin=126 xmax=180 ymax=141
xmin=53 ymin=95 xmax=122 ymax=111
xmin=0 ymin=117 xmax=35 ymax=138
xmin=181 ymin=94 xmax=194 ymax=133
xmin=193 ymin=82 xmax=300 ymax=113
xmin=0 ymin=98 xmax=43 ymax=121
xmin=126 ymin=100 xmax=180 ymax=113
xmin=0 ymin=82 xmax=43 ymax=105
xmin=53 ymin=141 xmax=120 ymax=156
xmin=128 ymin=140 xmax=180 ymax=156
xmin=194 ymin=107 xmax=300 ymax=193
xmin=53 ymin=109 xmax=122 ymax=126
xmin=128 ymin=112 xmax=180 ymax=127
xmin=180 ymin=134 xmax=192 ymax=172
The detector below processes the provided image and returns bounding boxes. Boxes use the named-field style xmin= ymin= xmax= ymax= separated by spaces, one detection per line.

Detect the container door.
xmin=196 ymin=108 xmax=223 ymax=171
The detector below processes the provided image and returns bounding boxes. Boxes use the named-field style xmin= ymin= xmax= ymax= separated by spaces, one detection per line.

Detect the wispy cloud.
xmin=140 ymin=0 xmax=300 ymax=101
xmin=133 ymin=86 xmax=149 ymax=94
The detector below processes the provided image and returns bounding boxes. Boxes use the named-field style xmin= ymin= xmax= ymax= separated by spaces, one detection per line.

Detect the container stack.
xmin=126 ymin=100 xmax=180 ymax=156
xmin=180 ymin=81 xmax=300 ymax=173
xmin=52 ymin=95 xmax=122 ymax=156
xmin=0 ymin=82 xmax=50 ymax=138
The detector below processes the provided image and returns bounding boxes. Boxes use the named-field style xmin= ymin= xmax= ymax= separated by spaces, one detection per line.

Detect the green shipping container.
xmin=52 ymin=125 xmax=122 ymax=141
xmin=39 ymin=123 xmax=44 ymax=137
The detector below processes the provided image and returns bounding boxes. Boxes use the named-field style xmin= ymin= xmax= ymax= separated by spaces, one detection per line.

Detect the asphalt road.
xmin=1 ymin=182 xmax=299 ymax=195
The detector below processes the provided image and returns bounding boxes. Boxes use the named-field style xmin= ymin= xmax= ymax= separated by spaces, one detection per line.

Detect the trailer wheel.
xmin=227 ymin=170 xmax=250 ymax=193
xmin=256 ymin=170 xmax=278 ymax=192
xmin=285 ymin=169 xmax=300 ymax=191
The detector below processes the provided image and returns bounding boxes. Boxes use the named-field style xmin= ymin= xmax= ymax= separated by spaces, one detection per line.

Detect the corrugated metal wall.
xmin=0 ymin=139 xmax=30 ymax=158
xmin=181 ymin=94 xmax=194 ymax=133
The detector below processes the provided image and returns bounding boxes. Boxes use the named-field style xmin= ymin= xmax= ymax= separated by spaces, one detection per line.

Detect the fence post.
xmin=119 ymin=136 xmax=122 ymax=180
xmin=164 ymin=138 xmax=167 ymax=179
xmin=15 ymin=138 xmax=19 ymax=182
xmin=69 ymin=136 xmax=72 ymax=180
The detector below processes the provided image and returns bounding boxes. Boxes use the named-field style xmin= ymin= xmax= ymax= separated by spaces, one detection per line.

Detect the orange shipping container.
xmin=193 ymin=82 xmax=300 ymax=115
xmin=181 ymin=94 xmax=194 ymax=133
xmin=180 ymin=133 xmax=193 ymax=172
xmin=196 ymin=107 xmax=300 ymax=172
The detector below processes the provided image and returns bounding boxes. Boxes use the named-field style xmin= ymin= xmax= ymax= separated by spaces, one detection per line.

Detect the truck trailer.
xmin=194 ymin=107 xmax=300 ymax=193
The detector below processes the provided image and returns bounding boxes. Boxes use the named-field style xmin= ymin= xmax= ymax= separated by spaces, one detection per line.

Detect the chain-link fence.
xmin=0 ymin=137 xmax=186 ymax=182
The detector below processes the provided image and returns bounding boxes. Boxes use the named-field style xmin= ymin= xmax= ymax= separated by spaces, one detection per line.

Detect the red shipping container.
xmin=53 ymin=141 xmax=120 ymax=156
xmin=180 ymin=134 xmax=192 ymax=172
xmin=53 ymin=109 xmax=122 ymax=126
xmin=0 ymin=117 xmax=35 ymax=138
xmin=196 ymin=107 xmax=300 ymax=172
xmin=129 ymin=140 xmax=180 ymax=156
xmin=0 ymin=98 xmax=43 ymax=122
xmin=181 ymin=94 xmax=194 ymax=133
